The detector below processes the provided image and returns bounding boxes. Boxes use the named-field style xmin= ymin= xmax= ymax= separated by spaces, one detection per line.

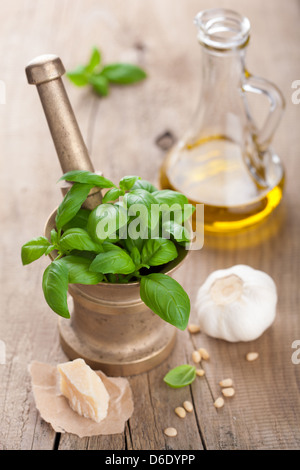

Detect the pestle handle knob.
xmin=26 ymin=54 xmax=65 ymax=85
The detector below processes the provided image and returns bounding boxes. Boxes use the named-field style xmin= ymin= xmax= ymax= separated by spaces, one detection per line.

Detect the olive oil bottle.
xmin=160 ymin=9 xmax=285 ymax=234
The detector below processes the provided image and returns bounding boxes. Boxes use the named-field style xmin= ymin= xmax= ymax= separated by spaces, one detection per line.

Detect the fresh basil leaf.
xmin=103 ymin=233 xmax=120 ymax=244
xmin=44 ymin=244 xmax=56 ymax=256
xmin=122 ymin=236 xmax=144 ymax=254
xmin=55 ymin=183 xmax=93 ymax=230
xmin=69 ymin=250 xmax=99 ymax=260
xmin=62 ymin=255 xmax=103 ymax=284
xmin=131 ymin=179 xmax=157 ymax=193
xmin=140 ymin=273 xmax=190 ymax=330
xmin=61 ymin=208 xmax=91 ymax=231
xmin=67 ymin=65 xmax=89 ymax=87
xmin=87 ymin=203 xmax=128 ymax=243
xmin=151 ymin=190 xmax=189 ymax=224
xmin=21 ymin=237 xmax=51 ymax=265
xmin=59 ymin=228 xmax=102 ymax=252
xmin=89 ymin=249 xmax=135 ymax=274
xmin=124 ymin=189 xmax=158 ymax=230
xmin=59 ymin=170 xmax=115 ymax=189
xmin=163 ymin=364 xmax=196 ymax=388
xmin=125 ymin=188 xmax=158 ymax=207
xmin=86 ymin=47 xmax=101 ymax=73
xmin=130 ymin=246 xmax=141 ymax=267
xmin=89 ymin=74 xmax=109 ymax=96
xmin=162 ymin=220 xmax=191 ymax=243
xmin=42 ymin=260 xmax=69 ymax=318
xmin=102 ymin=241 xmax=124 ymax=252
xmin=101 ymin=64 xmax=147 ymax=84
xmin=102 ymin=188 xmax=124 ymax=203
xmin=181 ymin=203 xmax=195 ymax=221
xmin=119 ymin=175 xmax=140 ymax=191
xmin=141 ymin=238 xmax=177 ymax=266
xmin=152 ymin=189 xmax=188 ymax=209
xmin=50 ymin=229 xmax=58 ymax=245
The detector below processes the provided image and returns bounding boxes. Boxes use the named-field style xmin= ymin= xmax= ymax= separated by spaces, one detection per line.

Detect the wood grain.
xmin=0 ymin=0 xmax=299 ymax=450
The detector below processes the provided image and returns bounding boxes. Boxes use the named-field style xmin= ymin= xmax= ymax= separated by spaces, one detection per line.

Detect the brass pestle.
xmin=25 ymin=54 xmax=101 ymax=210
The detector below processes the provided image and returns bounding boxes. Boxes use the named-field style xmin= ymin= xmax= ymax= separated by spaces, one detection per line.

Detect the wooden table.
xmin=0 ymin=0 xmax=299 ymax=450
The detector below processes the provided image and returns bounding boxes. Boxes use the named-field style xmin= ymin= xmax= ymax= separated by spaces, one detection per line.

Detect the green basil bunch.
xmin=21 ymin=171 xmax=193 ymax=330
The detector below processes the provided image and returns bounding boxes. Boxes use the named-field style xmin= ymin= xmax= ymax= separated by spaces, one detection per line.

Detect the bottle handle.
xmin=243 ymin=74 xmax=285 ymax=153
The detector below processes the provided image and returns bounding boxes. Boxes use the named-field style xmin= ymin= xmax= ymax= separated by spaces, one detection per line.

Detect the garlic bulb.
xmin=195 ymin=265 xmax=277 ymax=342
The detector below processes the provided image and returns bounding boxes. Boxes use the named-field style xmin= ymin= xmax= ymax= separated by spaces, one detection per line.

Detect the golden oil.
xmin=159 ymin=136 xmax=284 ymax=234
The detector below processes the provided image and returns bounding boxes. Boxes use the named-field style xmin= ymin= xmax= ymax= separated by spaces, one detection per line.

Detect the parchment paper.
xmin=28 ymin=361 xmax=134 ymax=438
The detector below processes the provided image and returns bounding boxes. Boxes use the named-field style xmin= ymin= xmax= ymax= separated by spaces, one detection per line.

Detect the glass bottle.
xmin=160 ymin=9 xmax=285 ymax=233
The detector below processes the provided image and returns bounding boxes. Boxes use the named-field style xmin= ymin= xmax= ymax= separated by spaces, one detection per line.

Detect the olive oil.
xmin=160 ymin=136 xmax=284 ymax=233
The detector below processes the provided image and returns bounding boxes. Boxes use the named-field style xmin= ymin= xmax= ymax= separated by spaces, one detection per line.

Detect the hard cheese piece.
xmin=57 ymin=358 xmax=110 ymax=423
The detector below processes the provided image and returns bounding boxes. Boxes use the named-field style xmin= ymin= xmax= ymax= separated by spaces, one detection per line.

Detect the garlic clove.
xmin=195 ymin=265 xmax=277 ymax=343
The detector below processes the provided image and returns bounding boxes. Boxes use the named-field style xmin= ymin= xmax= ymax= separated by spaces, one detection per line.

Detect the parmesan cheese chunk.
xmin=57 ymin=358 xmax=110 ymax=423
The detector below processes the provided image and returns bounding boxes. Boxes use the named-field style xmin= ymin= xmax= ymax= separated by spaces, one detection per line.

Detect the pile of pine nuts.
xmin=164 ymin=324 xmax=260 ymax=437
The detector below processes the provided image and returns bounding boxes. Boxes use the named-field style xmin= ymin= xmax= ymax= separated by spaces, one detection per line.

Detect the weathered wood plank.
xmin=123 ymin=334 xmax=204 ymax=451
xmin=145 ymin=335 xmax=204 ymax=451
xmin=0 ymin=0 xmax=299 ymax=451
xmin=179 ymin=227 xmax=300 ymax=450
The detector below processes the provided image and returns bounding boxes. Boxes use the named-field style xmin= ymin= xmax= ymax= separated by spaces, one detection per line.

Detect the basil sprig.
xmin=67 ymin=47 xmax=147 ymax=97
xmin=21 ymin=171 xmax=193 ymax=330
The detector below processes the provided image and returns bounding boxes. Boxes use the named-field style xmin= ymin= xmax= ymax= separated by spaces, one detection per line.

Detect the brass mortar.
xmin=45 ymin=209 xmax=189 ymax=376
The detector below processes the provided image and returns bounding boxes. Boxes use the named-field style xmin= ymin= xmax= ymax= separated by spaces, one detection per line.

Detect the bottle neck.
xmin=201 ymin=47 xmax=246 ymax=90
xmin=184 ymin=45 xmax=249 ymax=145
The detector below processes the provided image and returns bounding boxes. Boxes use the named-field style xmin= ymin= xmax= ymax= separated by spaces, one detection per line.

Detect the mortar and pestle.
xmin=25 ymin=55 xmax=189 ymax=376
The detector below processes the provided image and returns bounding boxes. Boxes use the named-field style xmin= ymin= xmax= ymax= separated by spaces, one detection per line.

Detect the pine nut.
xmin=188 ymin=324 xmax=201 ymax=334
xmin=192 ymin=350 xmax=201 ymax=363
xmin=246 ymin=352 xmax=259 ymax=362
xmin=219 ymin=378 xmax=233 ymax=388
xmin=164 ymin=427 xmax=177 ymax=437
xmin=214 ymin=397 xmax=225 ymax=409
xmin=222 ymin=387 xmax=235 ymax=398
xmin=183 ymin=401 xmax=193 ymax=413
xmin=196 ymin=368 xmax=205 ymax=377
xmin=198 ymin=348 xmax=210 ymax=360
xmin=175 ymin=406 xmax=186 ymax=418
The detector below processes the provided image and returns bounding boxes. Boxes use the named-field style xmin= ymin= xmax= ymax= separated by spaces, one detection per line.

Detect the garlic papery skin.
xmin=195 ymin=265 xmax=277 ymax=342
